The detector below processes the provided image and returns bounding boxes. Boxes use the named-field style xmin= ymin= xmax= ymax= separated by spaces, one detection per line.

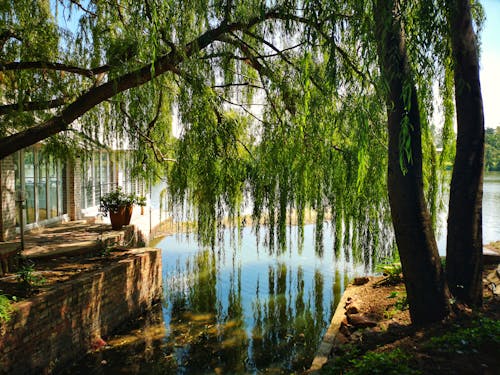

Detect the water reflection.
xmin=62 ymin=224 xmax=387 ymax=374
xmin=160 ymin=224 xmax=377 ymax=374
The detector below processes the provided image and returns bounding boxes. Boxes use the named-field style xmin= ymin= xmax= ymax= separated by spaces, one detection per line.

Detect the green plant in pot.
xmin=100 ymin=188 xmax=135 ymax=230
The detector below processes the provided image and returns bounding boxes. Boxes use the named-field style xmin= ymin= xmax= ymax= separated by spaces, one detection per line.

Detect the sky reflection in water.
xmin=62 ymin=223 xmax=391 ymax=374
xmin=158 ymin=223 xmax=378 ymax=373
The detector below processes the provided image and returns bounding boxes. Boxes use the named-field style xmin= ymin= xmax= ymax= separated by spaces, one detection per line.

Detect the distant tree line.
xmin=485 ymin=127 xmax=500 ymax=171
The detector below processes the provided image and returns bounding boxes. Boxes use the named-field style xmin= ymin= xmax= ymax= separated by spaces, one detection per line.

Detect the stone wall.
xmin=0 ymin=248 xmax=162 ymax=374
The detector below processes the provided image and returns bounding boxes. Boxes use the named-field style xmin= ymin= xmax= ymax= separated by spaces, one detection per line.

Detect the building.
xmin=0 ymin=146 xmax=147 ymax=242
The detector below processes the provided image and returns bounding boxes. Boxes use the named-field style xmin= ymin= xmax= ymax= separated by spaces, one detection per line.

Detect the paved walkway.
xmin=9 ymin=220 xmax=129 ymax=260
xmin=0 ymin=206 xmax=175 ymax=261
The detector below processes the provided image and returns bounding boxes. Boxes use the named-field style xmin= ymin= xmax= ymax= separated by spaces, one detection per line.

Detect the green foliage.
xmin=99 ymin=187 xmax=136 ymax=215
xmin=425 ymin=318 xmax=500 ymax=354
xmin=485 ymin=127 xmax=500 ymax=171
xmin=0 ymin=293 xmax=13 ymax=322
xmin=347 ymin=349 xmax=420 ymax=375
xmin=376 ymin=262 xmax=403 ymax=285
xmin=387 ymin=291 xmax=398 ymax=298
xmin=1 ymin=0 xmax=458 ymax=254
xmin=323 ymin=348 xmax=420 ymax=375
xmin=394 ymin=294 xmax=409 ymax=311
xmin=16 ymin=259 xmax=45 ymax=295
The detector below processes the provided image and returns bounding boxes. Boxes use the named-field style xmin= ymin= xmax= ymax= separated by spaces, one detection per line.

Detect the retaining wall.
xmin=0 ymin=248 xmax=162 ymax=374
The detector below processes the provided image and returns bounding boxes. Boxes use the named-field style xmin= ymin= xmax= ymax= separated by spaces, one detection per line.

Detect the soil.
xmin=0 ymin=250 xmax=131 ymax=299
xmin=322 ymin=263 xmax=500 ymax=375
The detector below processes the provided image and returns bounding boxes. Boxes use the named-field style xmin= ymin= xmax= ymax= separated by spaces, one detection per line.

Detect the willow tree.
xmin=0 ymin=0 xmax=487 ymax=324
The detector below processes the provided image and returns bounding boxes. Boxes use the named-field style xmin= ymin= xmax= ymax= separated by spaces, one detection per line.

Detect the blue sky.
xmin=480 ymin=0 xmax=500 ymax=129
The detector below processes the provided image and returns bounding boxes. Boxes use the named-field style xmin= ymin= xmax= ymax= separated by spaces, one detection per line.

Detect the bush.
xmin=0 ymin=293 xmax=13 ymax=322
xmin=375 ymin=262 xmax=403 ymax=285
xmin=347 ymin=349 xmax=419 ymax=375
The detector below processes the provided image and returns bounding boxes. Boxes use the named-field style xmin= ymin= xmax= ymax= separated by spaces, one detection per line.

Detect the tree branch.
xmin=58 ymin=0 xmax=97 ymax=17
xmin=0 ymin=97 xmax=69 ymax=115
xmin=219 ymin=96 xmax=266 ymax=124
xmin=1 ymin=61 xmax=110 ymax=78
xmin=0 ymin=7 xmax=305 ymax=159
xmin=212 ymin=82 xmax=264 ymax=90
xmin=0 ymin=28 xmax=23 ymax=49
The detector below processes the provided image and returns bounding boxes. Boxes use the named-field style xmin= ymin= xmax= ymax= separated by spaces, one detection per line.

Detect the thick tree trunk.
xmin=374 ymin=0 xmax=450 ymax=324
xmin=446 ymin=0 xmax=484 ymax=306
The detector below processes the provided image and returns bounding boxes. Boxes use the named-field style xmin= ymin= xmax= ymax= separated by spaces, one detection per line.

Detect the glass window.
xmin=24 ymin=150 xmax=36 ymax=224
xmin=37 ymin=155 xmax=48 ymax=221
xmin=93 ymin=152 xmax=101 ymax=203
xmin=101 ymin=153 xmax=109 ymax=195
xmin=48 ymin=157 xmax=58 ymax=218
xmin=84 ymin=158 xmax=93 ymax=208
xmin=58 ymin=162 xmax=65 ymax=215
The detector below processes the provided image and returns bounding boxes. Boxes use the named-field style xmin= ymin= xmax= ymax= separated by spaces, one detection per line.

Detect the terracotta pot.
xmin=123 ymin=205 xmax=133 ymax=225
xmin=109 ymin=206 xmax=127 ymax=230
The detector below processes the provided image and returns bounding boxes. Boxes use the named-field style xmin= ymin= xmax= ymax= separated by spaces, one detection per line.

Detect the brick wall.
xmin=0 ymin=155 xmax=17 ymax=241
xmin=66 ymin=159 xmax=82 ymax=221
xmin=0 ymin=248 xmax=162 ymax=374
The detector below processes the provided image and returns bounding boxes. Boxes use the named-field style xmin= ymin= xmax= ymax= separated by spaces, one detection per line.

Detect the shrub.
xmin=346 ymin=349 xmax=420 ymax=375
xmin=0 ymin=293 xmax=13 ymax=322
xmin=375 ymin=262 xmax=403 ymax=285
xmin=17 ymin=259 xmax=45 ymax=295
xmin=322 ymin=348 xmax=420 ymax=375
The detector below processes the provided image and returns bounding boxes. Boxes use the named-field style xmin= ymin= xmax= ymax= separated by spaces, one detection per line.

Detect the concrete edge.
xmin=307 ymin=283 xmax=355 ymax=373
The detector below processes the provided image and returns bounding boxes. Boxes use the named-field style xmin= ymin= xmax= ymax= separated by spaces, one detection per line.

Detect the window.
xmin=80 ymin=151 xmax=113 ymax=209
xmin=37 ymin=156 xmax=48 ymax=221
xmin=24 ymin=150 xmax=36 ymax=224
xmin=48 ymin=157 xmax=58 ymax=218
xmin=14 ymin=148 xmax=66 ymax=228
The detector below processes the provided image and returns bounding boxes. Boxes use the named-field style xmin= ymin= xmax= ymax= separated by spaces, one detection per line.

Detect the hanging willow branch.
xmin=118 ymin=93 xmax=176 ymax=164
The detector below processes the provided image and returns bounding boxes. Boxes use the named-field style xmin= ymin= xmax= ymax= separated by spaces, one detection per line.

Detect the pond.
xmin=63 ymin=173 xmax=499 ymax=374
xmin=437 ymin=171 xmax=500 ymax=254
xmin=65 ymin=224 xmax=388 ymax=374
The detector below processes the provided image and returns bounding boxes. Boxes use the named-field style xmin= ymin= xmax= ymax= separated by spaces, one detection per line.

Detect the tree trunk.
xmin=446 ymin=0 xmax=484 ymax=306
xmin=374 ymin=0 xmax=450 ymax=325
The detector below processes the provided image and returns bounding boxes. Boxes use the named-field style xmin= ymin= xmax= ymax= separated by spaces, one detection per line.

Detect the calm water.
xmin=437 ymin=171 xmax=500 ymax=254
xmin=63 ymin=174 xmax=499 ymax=374
xmin=65 ymin=224 xmax=385 ymax=374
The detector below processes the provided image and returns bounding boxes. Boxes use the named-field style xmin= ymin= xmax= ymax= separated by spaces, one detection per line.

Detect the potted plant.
xmin=99 ymin=188 xmax=134 ymax=230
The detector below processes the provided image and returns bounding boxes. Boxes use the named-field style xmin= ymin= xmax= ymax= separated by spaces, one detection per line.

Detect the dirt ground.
xmin=323 ymin=263 xmax=500 ymax=375
xmin=0 ymin=250 xmax=131 ymax=299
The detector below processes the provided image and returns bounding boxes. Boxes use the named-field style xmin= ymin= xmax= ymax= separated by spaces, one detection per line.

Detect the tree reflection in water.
xmin=63 ymin=224 xmax=393 ymax=374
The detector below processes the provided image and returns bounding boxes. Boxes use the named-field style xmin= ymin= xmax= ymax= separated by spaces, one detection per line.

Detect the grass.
xmin=322 ymin=348 xmax=420 ymax=375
